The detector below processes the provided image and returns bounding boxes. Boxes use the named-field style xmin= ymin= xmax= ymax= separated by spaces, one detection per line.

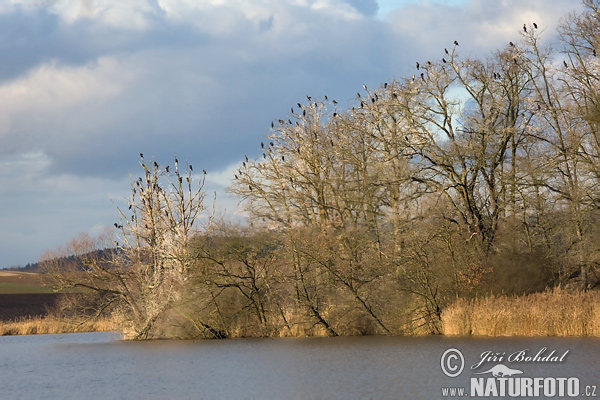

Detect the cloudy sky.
xmin=0 ymin=0 xmax=585 ymax=268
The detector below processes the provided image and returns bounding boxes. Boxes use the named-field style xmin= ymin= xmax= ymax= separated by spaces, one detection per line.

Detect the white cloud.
xmin=48 ymin=0 xmax=160 ymax=30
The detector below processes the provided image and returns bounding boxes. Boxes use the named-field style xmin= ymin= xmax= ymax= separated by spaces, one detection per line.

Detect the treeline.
xmin=47 ymin=1 xmax=599 ymax=339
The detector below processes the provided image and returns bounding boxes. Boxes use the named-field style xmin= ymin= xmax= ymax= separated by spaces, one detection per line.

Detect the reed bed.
xmin=442 ymin=288 xmax=600 ymax=336
xmin=0 ymin=315 xmax=119 ymax=336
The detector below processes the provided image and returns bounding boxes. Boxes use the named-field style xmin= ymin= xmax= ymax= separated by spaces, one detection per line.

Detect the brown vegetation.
xmin=442 ymin=288 xmax=600 ymax=336
xmin=0 ymin=315 xmax=117 ymax=336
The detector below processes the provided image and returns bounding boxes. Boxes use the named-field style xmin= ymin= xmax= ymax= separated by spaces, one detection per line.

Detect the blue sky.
xmin=0 ymin=0 xmax=584 ymax=268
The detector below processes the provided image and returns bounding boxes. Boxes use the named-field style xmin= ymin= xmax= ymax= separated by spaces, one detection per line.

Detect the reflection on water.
xmin=0 ymin=332 xmax=598 ymax=399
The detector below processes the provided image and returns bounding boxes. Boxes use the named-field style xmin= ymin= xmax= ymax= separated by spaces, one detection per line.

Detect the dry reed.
xmin=0 ymin=315 xmax=119 ymax=336
xmin=442 ymin=287 xmax=600 ymax=336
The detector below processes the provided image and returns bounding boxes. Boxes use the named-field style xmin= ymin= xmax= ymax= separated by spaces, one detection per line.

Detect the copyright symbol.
xmin=441 ymin=348 xmax=464 ymax=377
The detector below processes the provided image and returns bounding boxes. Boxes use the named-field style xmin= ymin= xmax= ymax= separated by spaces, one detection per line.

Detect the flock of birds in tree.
xmin=230 ymin=21 xmax=598 ymax=196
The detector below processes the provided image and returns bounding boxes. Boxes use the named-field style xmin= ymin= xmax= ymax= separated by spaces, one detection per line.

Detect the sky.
xmin=0 ymin=0 xmax=585 ymax=268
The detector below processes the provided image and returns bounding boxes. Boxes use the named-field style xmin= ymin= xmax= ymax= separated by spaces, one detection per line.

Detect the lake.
xmin=0 ymin=332 xmax=598 ymax=399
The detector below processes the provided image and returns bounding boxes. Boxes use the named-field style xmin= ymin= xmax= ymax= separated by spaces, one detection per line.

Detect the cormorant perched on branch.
xmin=261 ymin=142 xmax=264 ymax=148
xmin=454 ymin=40 xmax=459 ymax=46
xmin=363 ymin=84 xmax=367 ymax=90
xmin=271 ymin=122 xmax=274 ymax=128
xmin=307 ymin=96 xmax=311 ymax=101
xmin=297 ymin=103 xmax=302 ymax=108
xmin=533 ymin=22 xmax=537 ymax=29
xmin=523 ymin=24 xmax=527 ymax=33
xmin=165 ymin=166 xmax=169 ymax=173
xmin=140 ymin=153 xmax=144 ymax=158
xmin=416 ymin=62 xmax=420 ymax=70
xmin=190 ymin=165 xmax=193 ymax=171
xmin=203 ymin=169 xmax=206 ymax=175
xmin=442 ymin=58 xmax=447 ymax=63
xmin=564 ymin=60 xmax=568 ymax=68
xmin=509 ymin=41 xmax=515 ymax=47
xmin=445 ymin=48 xmax=449 ymax=55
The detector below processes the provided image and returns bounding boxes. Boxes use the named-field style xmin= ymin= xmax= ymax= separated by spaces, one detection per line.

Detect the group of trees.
xmin=46 ymin=1 xmax=599 ymax=339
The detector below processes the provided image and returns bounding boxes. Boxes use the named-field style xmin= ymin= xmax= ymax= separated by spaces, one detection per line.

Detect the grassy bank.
xmin=0 ymin=315 xmax=118 ymax=336
xmin=442 ymin=288 xmax=600 ymax=336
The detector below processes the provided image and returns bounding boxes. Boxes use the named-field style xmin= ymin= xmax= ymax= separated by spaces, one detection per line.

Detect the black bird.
xmin=421 ymin=73 xmax=425 ymax=81
xmin=261 ymin=142 xmax=264 ymax=148
xmin=291 ymin=107 xmax=294 ymax=113
xmin=243 ymin=161 xmax=246 ymax=168
xmin=281 ymin=156 xmax=285 ymax=162
xmin=270 ymin=142 xmax=274 ymax=147
xmin=165 ymin=166 xmax=169 ymax=173
xmin=249 ymin=185 xmax=253 ymax=191
xmin=333 ymin=112 xmax=338 ymax=117
xmin=442 ymin=58 xmax=447 ymax=63
xmin=245 ymin=155 xmax=249 ymax=162
xmin=129 ymin=204 xmax=132 ymax=210
xmin=140 ymin=153 xmax=144 ymax=158
xmin=154 ymin=161 xmax=158 ymax=168
xmin=363 ymin=84 xmax=367 ymax=90
xmin=190 ymin=165 xmax=193 ymax=171
xmin=416 ymin=62 xmax=420 ymax=70
xmin=332 ymin=100 xmax=338 ymax=105
xmin=493 ymin=72 xmax=497 ymax=79
xmin=384 ymin=82 xmax=388 ymax=88
xmin=371 ymin=97 xmax=375 ymax=104
xmin=235 ymin=174 xmax=238 ymax=179
xmin=454 ymin=40 xmax=459 ymax=46
xmin=203 ymin=169 xmax=206 ymax=174
xmin=360 ymin=101 xmax=364 ymax=108
xmin=271 ymin=122 xmax=274 ymax=128
xmin=594 ymin=49 xmax=597 ymax=57
xmin=290 ymin=177 xmax=293 ymax=183
xmin=303 ymin=110 xmax=306 ymax=117
xmin=324 ymin=95 xmax=328 ymax=100
xmin=445 ymin=48 xmax=449 ymax=55
xmin=564 ymin=60 xmax=568 ymax=68
xmin=392 ymin=92 xmax=398 ymax=99
xmin=263 ymin=153 xmax=266 ymax=158
xmin=288 ymin=119 xmax=292 ymax=124
xmin=278 ymin=119 xmax=284 ymax=124
xmin=523 ymin=24 xmax=527 ymax=33
xmin=175 ymin=157 xmax=178 ymax=164
xmin=297 ymin=103 xmax=302 ymax=108
xmin=533 ymin=22 xmax=538 ymax=29
xmin=307 ymin=96 xmax=311 ymax=101
xmin=509 ymin=41 xmax=515 ymax=47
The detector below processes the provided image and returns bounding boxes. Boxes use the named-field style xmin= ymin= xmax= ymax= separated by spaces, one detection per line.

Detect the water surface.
xmin=0 ymin=333 xmax=598 ymax=399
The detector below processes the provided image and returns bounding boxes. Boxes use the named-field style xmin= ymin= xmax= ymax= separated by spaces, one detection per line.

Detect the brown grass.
xmin=442 ymin=287 xmax=600 ymax=336
xmin=0 ymin=315 xmax=119 ymax=336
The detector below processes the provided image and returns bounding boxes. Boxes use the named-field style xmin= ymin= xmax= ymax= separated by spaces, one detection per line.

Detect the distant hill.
xmin=5 ymin=248 xmax=121 ymax=274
